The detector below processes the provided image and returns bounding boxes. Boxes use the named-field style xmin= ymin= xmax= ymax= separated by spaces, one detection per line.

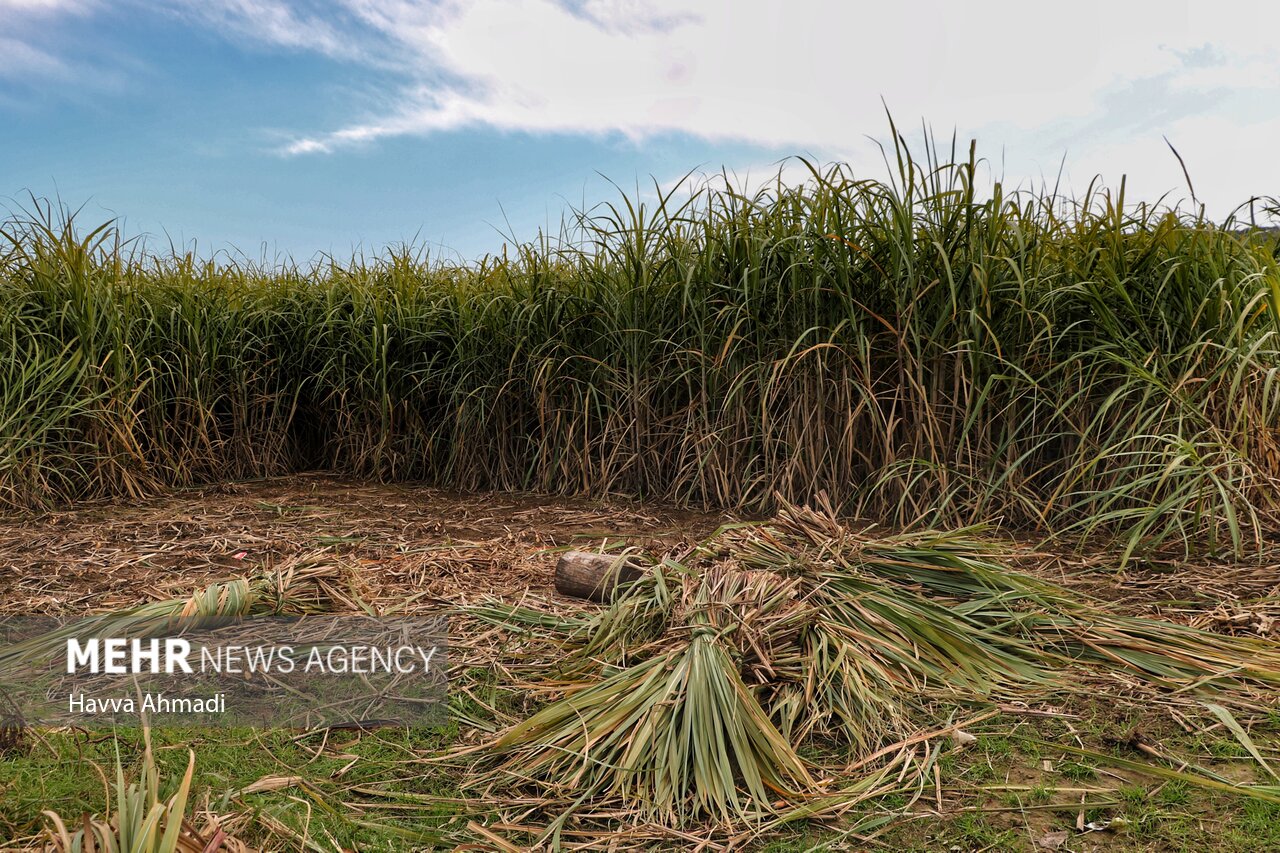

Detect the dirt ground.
xmin=3 ymin=477 xmax=1279 ymax=851
xmin=0 ymin=474 xmax=732 ymax=617
xmin=2 ymin=474 xmax=1276 ymax=638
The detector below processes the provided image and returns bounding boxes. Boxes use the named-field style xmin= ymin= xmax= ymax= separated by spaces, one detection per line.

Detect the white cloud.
xmin=227 ymin=0 xmax=1278 ymax=212
xmin=7 ymin=0 xmax=1280 ymax=213
xmin=261 ymin=1 xmax=1275 ymax=144
xmin=1057 ymin=114 xmax=1280 ymax=220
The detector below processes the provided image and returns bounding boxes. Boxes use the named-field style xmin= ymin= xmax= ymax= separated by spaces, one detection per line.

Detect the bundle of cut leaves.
xmin=472 ymin=499 xmax=1280 ymax=825
xmin=0 ymin=551 xmax=363 ymax=669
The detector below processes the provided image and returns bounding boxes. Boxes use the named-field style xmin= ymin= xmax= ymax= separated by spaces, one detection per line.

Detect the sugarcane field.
xmin=5 ymin=2 xmax=1280 ymax=850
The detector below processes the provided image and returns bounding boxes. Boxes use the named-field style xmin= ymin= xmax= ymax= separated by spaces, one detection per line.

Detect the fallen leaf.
xmin=239 ymin=774 xmax=304 ymax=795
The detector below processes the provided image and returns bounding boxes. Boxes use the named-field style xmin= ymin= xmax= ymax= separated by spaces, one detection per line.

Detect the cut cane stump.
xmin=554 ymin=551 xmax=644 ymax=602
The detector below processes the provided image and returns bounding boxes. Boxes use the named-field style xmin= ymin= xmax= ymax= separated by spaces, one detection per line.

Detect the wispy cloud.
xmin=0 ymin=0 xmax=104 ymax=85
xmin=0 ymin=36 xmax=70 ymax=80
xmin=0 ymin=0 xmax=94 ymax=12
xmin=167 ymin=0 xmax=376 ymax=61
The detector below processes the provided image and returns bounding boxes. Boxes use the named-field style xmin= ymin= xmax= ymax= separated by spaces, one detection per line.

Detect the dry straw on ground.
xmin=3 ymin=480 xmax=1278 ymax=848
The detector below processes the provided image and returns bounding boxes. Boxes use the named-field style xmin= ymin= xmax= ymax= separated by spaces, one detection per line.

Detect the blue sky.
xmin=3 ymin=1 xmax=1279 ymax=261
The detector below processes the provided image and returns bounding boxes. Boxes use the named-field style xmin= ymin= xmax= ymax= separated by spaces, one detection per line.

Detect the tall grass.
xmin=3 ymin=134 xmax=1279 ymax=553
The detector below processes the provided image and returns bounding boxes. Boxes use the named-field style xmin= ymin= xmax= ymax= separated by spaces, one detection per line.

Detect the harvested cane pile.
xmin=7 ymin=507 xmax=1280 ymax=845
xmin=0 ymin=551 xmax=367 ymax=668
xmin=471 ymin=500 xmax=1280 ymax=829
